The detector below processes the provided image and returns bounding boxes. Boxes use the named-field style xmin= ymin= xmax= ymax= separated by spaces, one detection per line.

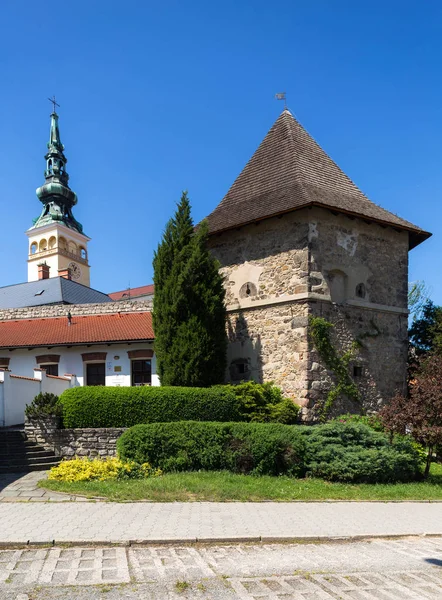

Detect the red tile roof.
xmin=108 ymin=285 xmax=154 ymax=301
xmin=0 ymin=312 xmax=154 ymax=349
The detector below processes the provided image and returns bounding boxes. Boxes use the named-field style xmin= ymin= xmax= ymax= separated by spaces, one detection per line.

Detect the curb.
xmin=0 ymin=532 xmax=441 ymax=548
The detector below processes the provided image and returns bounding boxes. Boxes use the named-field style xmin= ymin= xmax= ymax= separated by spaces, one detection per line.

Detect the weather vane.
xmin=275 ymin=92 xmax=287 ymax=110
xmin=48 ymin=95 xmax=60 ymax=113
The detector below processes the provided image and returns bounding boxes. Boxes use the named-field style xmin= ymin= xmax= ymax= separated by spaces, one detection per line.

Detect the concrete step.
xmin=0 ymin=451 xmax=55 ymax=461
xmin=0 ymin=429 xmax=60 ymax=472
xmin=0 ymin=460 xmax=60 ymax=474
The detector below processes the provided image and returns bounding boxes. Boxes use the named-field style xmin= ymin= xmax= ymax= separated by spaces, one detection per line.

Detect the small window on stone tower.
xmin=239 ymin=282 xmax=257 ymax=299
xmin=356 ymin=283 xmax=366 ymax=299
xmin=80 ymin=247 xmax=87 ymax=260
xmin=30 ymin=242 xmax=37 ymax=255
xmin=353 ymin=365 xmax=363 ymax=377
xmin=229 ymin=358 xmax=251 ymax=382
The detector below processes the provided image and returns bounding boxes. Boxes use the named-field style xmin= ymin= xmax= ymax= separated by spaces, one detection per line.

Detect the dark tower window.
xmin=229 ymin=358 xmax=250 ymax=381
xmin=356 ymin=283 xmax=366 ymax=299
xmin=353 ymin=365 xmax=363 ymax=377
xmin=239 ymin=282 xmax=257 ymax=299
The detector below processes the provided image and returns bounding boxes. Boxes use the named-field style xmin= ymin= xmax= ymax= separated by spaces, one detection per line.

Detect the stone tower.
xmin=206 ymin=109 xmax=431 ymax=420
xmin=26 ymin=109 xmax=91 ymax=287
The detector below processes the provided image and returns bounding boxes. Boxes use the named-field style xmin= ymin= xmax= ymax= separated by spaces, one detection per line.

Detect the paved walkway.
xmin=0 ymin=499 xmax=441 ymax=544
xmin=1 ymin=472 xmax=442 ymax=544
xmin=0 ymin=472 xmax=91 ymax=502
xmin=0 ymin=538 xmax=441 ymax=598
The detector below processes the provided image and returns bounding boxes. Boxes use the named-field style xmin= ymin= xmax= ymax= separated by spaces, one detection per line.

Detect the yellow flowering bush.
xmin=48 ymin=456 xmax=162 ymax=482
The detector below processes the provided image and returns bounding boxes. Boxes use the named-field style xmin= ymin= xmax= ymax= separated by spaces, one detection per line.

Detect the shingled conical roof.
xmin=206 ymin=110 xmax=430 ymax=249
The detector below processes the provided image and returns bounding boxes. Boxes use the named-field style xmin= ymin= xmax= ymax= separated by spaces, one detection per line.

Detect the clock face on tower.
xmin=68 ymin=262 xmax=81 ymax=280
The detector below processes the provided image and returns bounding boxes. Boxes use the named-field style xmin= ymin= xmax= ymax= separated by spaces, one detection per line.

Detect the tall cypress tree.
xmin=153 ymin=192 xmax=227 ymax=386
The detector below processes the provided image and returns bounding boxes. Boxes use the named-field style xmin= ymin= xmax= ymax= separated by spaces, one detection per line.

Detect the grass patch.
xmin=39 ymin=463 xmax=442 ymax=502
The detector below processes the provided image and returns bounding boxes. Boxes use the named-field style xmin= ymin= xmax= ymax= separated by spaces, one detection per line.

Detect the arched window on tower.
xmin=355 ymin=283 xmax=366 ymax=299
xmin=47 ymin=159 xmax=53 ymax=174
xmin=30 ymin=242 xmax=38 ymax=255
xmin=39 ymin=238 xmax=47 ymax=252
xmin=68 ymin=241 xmax=77 ymax=255
xmin=48 ymin=236 xmax=56 ymax=250
xmin=80 ymin=247 xmax=87 ymax=260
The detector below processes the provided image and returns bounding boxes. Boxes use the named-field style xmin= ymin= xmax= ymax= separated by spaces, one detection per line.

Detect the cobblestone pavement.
xmin=0 ymin=538 xmax=441 ymax=599
xmin=0 ymin=500 xmax=442 ymax=543
xmin=0 ymin=472 xmax=93 ymax=503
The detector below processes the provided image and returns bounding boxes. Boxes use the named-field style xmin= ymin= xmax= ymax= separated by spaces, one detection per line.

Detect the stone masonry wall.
xmin=209 ymin=206 xmax=410 ymax=420
xmin=209 ymin=211 xmax=310 ymax=306
xmin=25 ymin=419 xmax=126 ymax=458
xmin=306 ymin=207 xmax=409 ymax=308
xmin=307 ymin=302 xmax=408 ymax=420
xmin=0 ymin=299 xmax=153 ymax=321
xmin=226 ymin=302 xmax=309 ymax=401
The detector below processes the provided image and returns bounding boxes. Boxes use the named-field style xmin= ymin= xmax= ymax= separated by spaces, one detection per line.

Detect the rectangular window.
xmin=86 ymin=362 xmax=106 ymax=386
xmin=353 ymin=365 xmax=363 ymax=377
xmin=40 ymin=363 xmax=58 ymax=377
xmin=131 ymin=360 xmax=152 ymax=386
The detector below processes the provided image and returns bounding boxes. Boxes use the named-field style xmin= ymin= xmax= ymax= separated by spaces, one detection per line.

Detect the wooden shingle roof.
xmin=206 ymin=110 xmax=430 ymax=249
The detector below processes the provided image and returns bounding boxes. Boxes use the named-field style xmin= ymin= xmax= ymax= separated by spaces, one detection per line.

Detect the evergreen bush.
xmin=117 ymin=421 xmax=306 ymax=476
xmin=25 ymin=392 xmax=62 ymax=418
xmin=303 ymin=422 xmax=422 ymax=483
xmin=59 ymin=386 xmax=242 ymax=428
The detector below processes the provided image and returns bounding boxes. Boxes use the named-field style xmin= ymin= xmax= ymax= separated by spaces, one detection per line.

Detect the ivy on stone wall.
xmin=309 ymin=317 xmax=361 ymax=420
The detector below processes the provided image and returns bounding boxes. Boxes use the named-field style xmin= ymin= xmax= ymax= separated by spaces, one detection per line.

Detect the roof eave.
xmin=207 ymin=202 xmax=432 ymax=251
xmin=0 ymin=337 xmax=155 ymax=351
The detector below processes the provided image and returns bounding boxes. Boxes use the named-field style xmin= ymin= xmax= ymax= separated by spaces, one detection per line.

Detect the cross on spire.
xmin=48 ymin=95 xmax=60 ymax=113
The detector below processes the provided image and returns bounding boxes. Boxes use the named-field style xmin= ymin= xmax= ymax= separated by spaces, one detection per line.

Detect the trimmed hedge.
xmin=117 ymin=421 xmax=306 ymax=476
xmin=59 ymin=382 xmax=300 ymax=429
xmin=59 ymin=386 xmax=242 ymax=428
xmin=302 ymin=422 xmax=422 ymax=483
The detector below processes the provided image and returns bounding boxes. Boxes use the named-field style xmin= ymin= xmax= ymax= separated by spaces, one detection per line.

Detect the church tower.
xmin=26 ymin=105 xmax=91 ymax=287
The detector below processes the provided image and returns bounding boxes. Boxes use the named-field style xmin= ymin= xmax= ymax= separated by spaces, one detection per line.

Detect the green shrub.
xmin=222 ymin=381 xmax=300 ymax=424
xmin=59 ymin=386 xmax=242 ymax=428
xmin=25 ymin=393 xmax=61 ymax=418
xmin=303 ymin=422 xmax=422 ymax=483
xmin=331 ymin=413 xmax=385 ymax=432
xmin=117 ymin=421 xmax=306 ymax=476
xmin=48 ymin=457 xmax=162 ymax=482
xmin=59 ymin=382 xmax=299 ymax=428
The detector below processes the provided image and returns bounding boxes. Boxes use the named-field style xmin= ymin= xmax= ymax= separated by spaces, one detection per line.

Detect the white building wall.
xmin=0 ymin=370 xmax=73 ymax=427
xmin=3 ymin=342 xmax=159 ymax=388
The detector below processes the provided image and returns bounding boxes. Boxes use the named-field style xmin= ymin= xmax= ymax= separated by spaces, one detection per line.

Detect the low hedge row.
xmin=59 ymin=386 xmax=243 ymax=428
xmin=59 ymin=383 xmax=300 ymax=428
xmin=117 ymin=421 xmax=305 ymax=476
xmin=117 ymin=421 xmax=422 ymax=483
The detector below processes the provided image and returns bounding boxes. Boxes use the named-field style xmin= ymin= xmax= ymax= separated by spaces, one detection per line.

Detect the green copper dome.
xmin=31 ymin=111 xmax=84 ymax=233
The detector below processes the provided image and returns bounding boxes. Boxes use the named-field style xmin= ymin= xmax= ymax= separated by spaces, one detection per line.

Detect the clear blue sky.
xmin=1 ymin=1 xmax=441 ymax=301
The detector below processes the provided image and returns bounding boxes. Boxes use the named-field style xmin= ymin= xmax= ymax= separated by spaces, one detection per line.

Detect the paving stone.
xmin=0 ymin=501 xmax=442 ymax=542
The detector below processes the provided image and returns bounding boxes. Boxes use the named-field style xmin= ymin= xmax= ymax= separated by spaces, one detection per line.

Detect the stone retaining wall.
xmin=25 ymin=418 xmax=126 ymax=458
xmin=0 ymin=299 xmax=152 ymax=321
